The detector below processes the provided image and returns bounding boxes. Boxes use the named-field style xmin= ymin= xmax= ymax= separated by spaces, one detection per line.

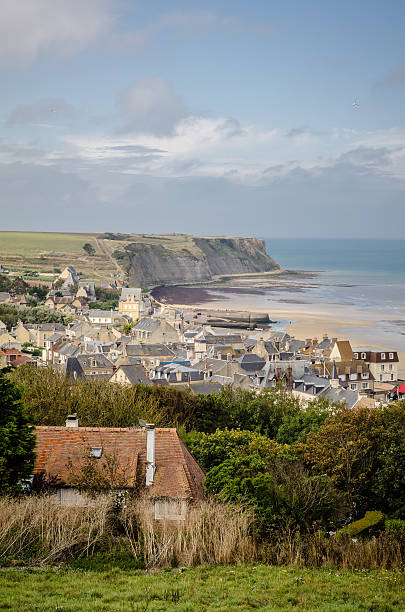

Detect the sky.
xmin=1 ymin=0 xmax=405 ymax=237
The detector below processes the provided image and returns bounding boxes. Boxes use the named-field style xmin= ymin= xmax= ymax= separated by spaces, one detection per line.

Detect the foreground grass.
xmin=0 ymin=565 xmax=404 ymax=611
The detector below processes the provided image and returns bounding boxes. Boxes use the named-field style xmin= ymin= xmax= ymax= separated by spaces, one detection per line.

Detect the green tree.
xmin=185 ymin=428 xmax=295 ymax=473
xmin=299 ymin=402 xmax=405 ymax=517
xmin=0 ymin=370 xmax=36 ymax=494
xmin=205 ymin=454 xmax=344 ymax=534
xmin=83 ymin=242 xmax=96 ymax=256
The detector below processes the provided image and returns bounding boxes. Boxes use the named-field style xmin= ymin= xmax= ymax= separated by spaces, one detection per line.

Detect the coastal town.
xmin=1 ymin=264 xmax=403 ymax=406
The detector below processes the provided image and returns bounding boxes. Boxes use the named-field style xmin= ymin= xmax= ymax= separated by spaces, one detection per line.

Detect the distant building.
xmin=118 ymin=288 xmax=142 ymax=321
xmin=353 ymin=349 xmax=399 ymax=383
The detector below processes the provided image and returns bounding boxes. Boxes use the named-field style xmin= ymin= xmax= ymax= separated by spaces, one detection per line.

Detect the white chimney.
xmin=145 ymin=424 xmax=156 ymax=486
xmin=66 ymin=414 xmax=78 ymax=427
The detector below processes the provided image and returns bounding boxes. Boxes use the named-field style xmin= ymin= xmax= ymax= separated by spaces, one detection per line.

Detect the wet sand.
xmin=151 ymin=285 xmax=405 ymax=372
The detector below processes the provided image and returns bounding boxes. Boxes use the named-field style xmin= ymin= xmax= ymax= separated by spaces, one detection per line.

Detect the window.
xmin=389 ymin=353 xmax=394 ymax=359
xmin=389 ymin=364 xmax=393 ymax=371
xmin=361 ymin=372 xmax=369 ymax=379
xmin=381 ymin=353 xmax=386 ymax=359
xmin=90 ymin=447 xmax=103 ymax=458
xmin=391 ymin=374 xmax=394 ymax=381
xmin=361 ymin=382 xmax=369 ymax=389
xmin=350 ymin=383 xmax=357 ymax=390
xmin=381 ymin=364 xmax=385 ymax=371
xmin=354 ymin=352 xmax=358 ymax=359
xmin=361 ymin=352 xmax=366 ymax=359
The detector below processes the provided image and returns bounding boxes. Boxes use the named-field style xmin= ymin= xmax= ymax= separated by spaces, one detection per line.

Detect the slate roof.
xmin=113 ymin=364 xmax=152 ymax=385
xmin=88 ymin=310 xmax=113 ymax=318
xmin=126 ymin=344 xmax=174 ymax=357
xmin=238 ymin=353 xmax=266 ymax=372
xmin=34 ymin=426 xmax=205 ymax=500
xmin=202 ymin=334 xmax=242 ymax=345
xmin=76 ymin=354 xmax=114 ymax=368
xmin=133 ymin=318 xmax=159 ymax=332
xmin=120 ymin=288 xmax=142 ymax=301
xmin=177 ymin=382 xmax=223 ymax=395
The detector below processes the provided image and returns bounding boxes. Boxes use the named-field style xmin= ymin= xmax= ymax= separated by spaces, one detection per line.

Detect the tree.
xmin=299 ymin=402 xmax=405 ymax=517
xmin=83 ymin=242 xmax=96 ymax=256
xmin=205 ymin=454 xmax=345 ymax=534
xmin=184 ymin=428 xmax=295 ymax=473
xmin=0 ymin=370 xmax=36 ymax=494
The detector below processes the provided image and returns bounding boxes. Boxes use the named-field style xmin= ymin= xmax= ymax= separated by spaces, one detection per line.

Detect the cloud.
xmin=0 ymin=3 xmax=273 ymax=67
xmin=0 ymin=0 xmax=117 ymax=66
xmin=117 ymin=78 xmax=188 ymax=136
xmin=6 ymin=98 xmax=75 ymax=126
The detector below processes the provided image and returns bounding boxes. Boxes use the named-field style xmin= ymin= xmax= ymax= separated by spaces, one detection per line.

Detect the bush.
xmin=338 ymin=511 xmax=384 ymax=538
xmin=385 ymin=519 xmax=405 ymax=533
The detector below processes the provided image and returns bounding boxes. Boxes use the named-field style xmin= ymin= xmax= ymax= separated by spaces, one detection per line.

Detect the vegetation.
xmin=0 ymin=371 xmax=35 ymax=494
xmin=338 ymin=511 xmax=384 ymax=538
xmin=1 ymin=564 xmax=403 ymax=612
xmin=0 ymin=304 xmax=73 ymax=330
xmin=2 ymin=366 xmax=405 ymax=575
xmin=0 ymin=274 xmax=48 ymax=300
xmin=89 ymin=286 xmax=119 ymax=310
xmin=82 ymin=242 xmax=96 ymax=256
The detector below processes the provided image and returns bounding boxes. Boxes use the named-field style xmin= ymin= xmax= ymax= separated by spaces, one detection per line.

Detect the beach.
xmin=152 ymin=283 xmax=405 ymax=373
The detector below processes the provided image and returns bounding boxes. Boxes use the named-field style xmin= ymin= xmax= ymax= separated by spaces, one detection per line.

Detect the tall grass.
xmin=264 ymin=530 xmax=404 ymax=570
xmin=0 ymin=496 xmax=110 ymax=564
xmin=125 ymin=498 xmax=256 ymax=567
xmin=0 ymin=496 xmax=403 ymax=569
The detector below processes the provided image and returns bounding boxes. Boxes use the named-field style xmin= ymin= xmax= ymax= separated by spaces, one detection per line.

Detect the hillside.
xmin=0 ymin=232 xmax=279 ymax=287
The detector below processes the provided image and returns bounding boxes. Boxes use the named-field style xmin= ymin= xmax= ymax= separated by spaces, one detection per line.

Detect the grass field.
xmin=0 ymin=565 xmax=403 ymax=611
xmin=0 ymin=232 xmax=99 ymax=254
xmin=0 ymin=232 xmax=119 ymax=282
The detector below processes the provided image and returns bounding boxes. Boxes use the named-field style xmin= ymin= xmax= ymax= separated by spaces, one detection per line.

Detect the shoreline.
xmin=151 ymin=285 xmax=405 ymax=373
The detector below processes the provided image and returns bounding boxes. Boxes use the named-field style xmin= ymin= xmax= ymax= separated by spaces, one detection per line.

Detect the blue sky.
xmin=1 ymin=0 xmax=405 ymax=237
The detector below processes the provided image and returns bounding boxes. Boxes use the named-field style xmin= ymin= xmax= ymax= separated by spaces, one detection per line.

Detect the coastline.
xmin=151 ymin=285 xmax=405 ymax=373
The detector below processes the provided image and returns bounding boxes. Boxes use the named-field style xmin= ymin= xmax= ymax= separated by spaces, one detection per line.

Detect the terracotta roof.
xmin=34 ymin=426 xmax=205 ymax=501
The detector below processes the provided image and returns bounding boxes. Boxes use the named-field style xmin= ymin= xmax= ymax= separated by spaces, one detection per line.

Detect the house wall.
xmin=154 ymin=499 xmax=188 ymax=520
xmin=369 ymin=362 xmax=398 ymax=383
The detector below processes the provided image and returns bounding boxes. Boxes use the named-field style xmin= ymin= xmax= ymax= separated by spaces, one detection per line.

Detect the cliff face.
xmin=121 ymin=236 xmax=279 ymax=287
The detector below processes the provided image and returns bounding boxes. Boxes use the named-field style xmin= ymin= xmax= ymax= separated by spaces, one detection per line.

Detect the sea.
xmin=266 ymin=238 xmax=405 ymax=319
xmin=196 ymin=238 xmax=405 ymax=368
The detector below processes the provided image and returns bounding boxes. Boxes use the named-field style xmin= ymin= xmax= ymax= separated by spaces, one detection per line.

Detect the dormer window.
xmin=361 ymin=353 xmax=366 ymax=359
xmin=389 ymin=353 xmax=394 ymax=359
xmin=381 ymin=353 xmax=386 ymax=360
xmin=354 ymin=353 xmax=358 ymax=359
xmin=90 ymin=447 xmax=103 ymax=458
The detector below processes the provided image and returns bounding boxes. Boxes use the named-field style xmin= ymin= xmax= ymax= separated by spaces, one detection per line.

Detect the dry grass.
xmin=0 ymin=496 xmax=110 ymax=564
xmin=0 ymin=496 xmax=403 ymax=571
xmin=125 ymin=497 xmax=256 ymax=568
xmin=265 ymin=529 xmax=404 ymax=570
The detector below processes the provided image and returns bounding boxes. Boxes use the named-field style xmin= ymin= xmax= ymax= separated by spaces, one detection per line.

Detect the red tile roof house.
xmin=34 ymin=420 xmax=205 ymax=520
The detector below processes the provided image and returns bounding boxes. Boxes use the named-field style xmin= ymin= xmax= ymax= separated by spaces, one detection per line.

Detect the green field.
xmin=0 ymin=232 xmax=120 ymax=282
xmin=0 ymin=232 xmax=99 ymax=254
xmin=0 ymin=565 xmax=403 ymax=611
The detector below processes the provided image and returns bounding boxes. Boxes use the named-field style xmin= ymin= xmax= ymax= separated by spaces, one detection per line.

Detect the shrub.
xmin=338 ymin=511 xmax=384 ymax=538
xmin=385 ymin=519 xmax=405 ymax=533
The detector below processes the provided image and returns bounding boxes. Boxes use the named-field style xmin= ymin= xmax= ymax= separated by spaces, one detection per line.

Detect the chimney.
xmin=66 ymin=413 xmax=78 ymax=427
xmin=145 ymin=424 xmax=156 ymax=486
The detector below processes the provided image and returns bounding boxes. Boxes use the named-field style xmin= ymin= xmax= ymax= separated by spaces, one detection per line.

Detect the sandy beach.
xmin=152 ymin=285 xmax=405 ymax=373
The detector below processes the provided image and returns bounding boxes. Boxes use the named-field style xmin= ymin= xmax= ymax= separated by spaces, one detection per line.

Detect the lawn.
xmin=0 ymin=565 xmax=403 ymax=611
